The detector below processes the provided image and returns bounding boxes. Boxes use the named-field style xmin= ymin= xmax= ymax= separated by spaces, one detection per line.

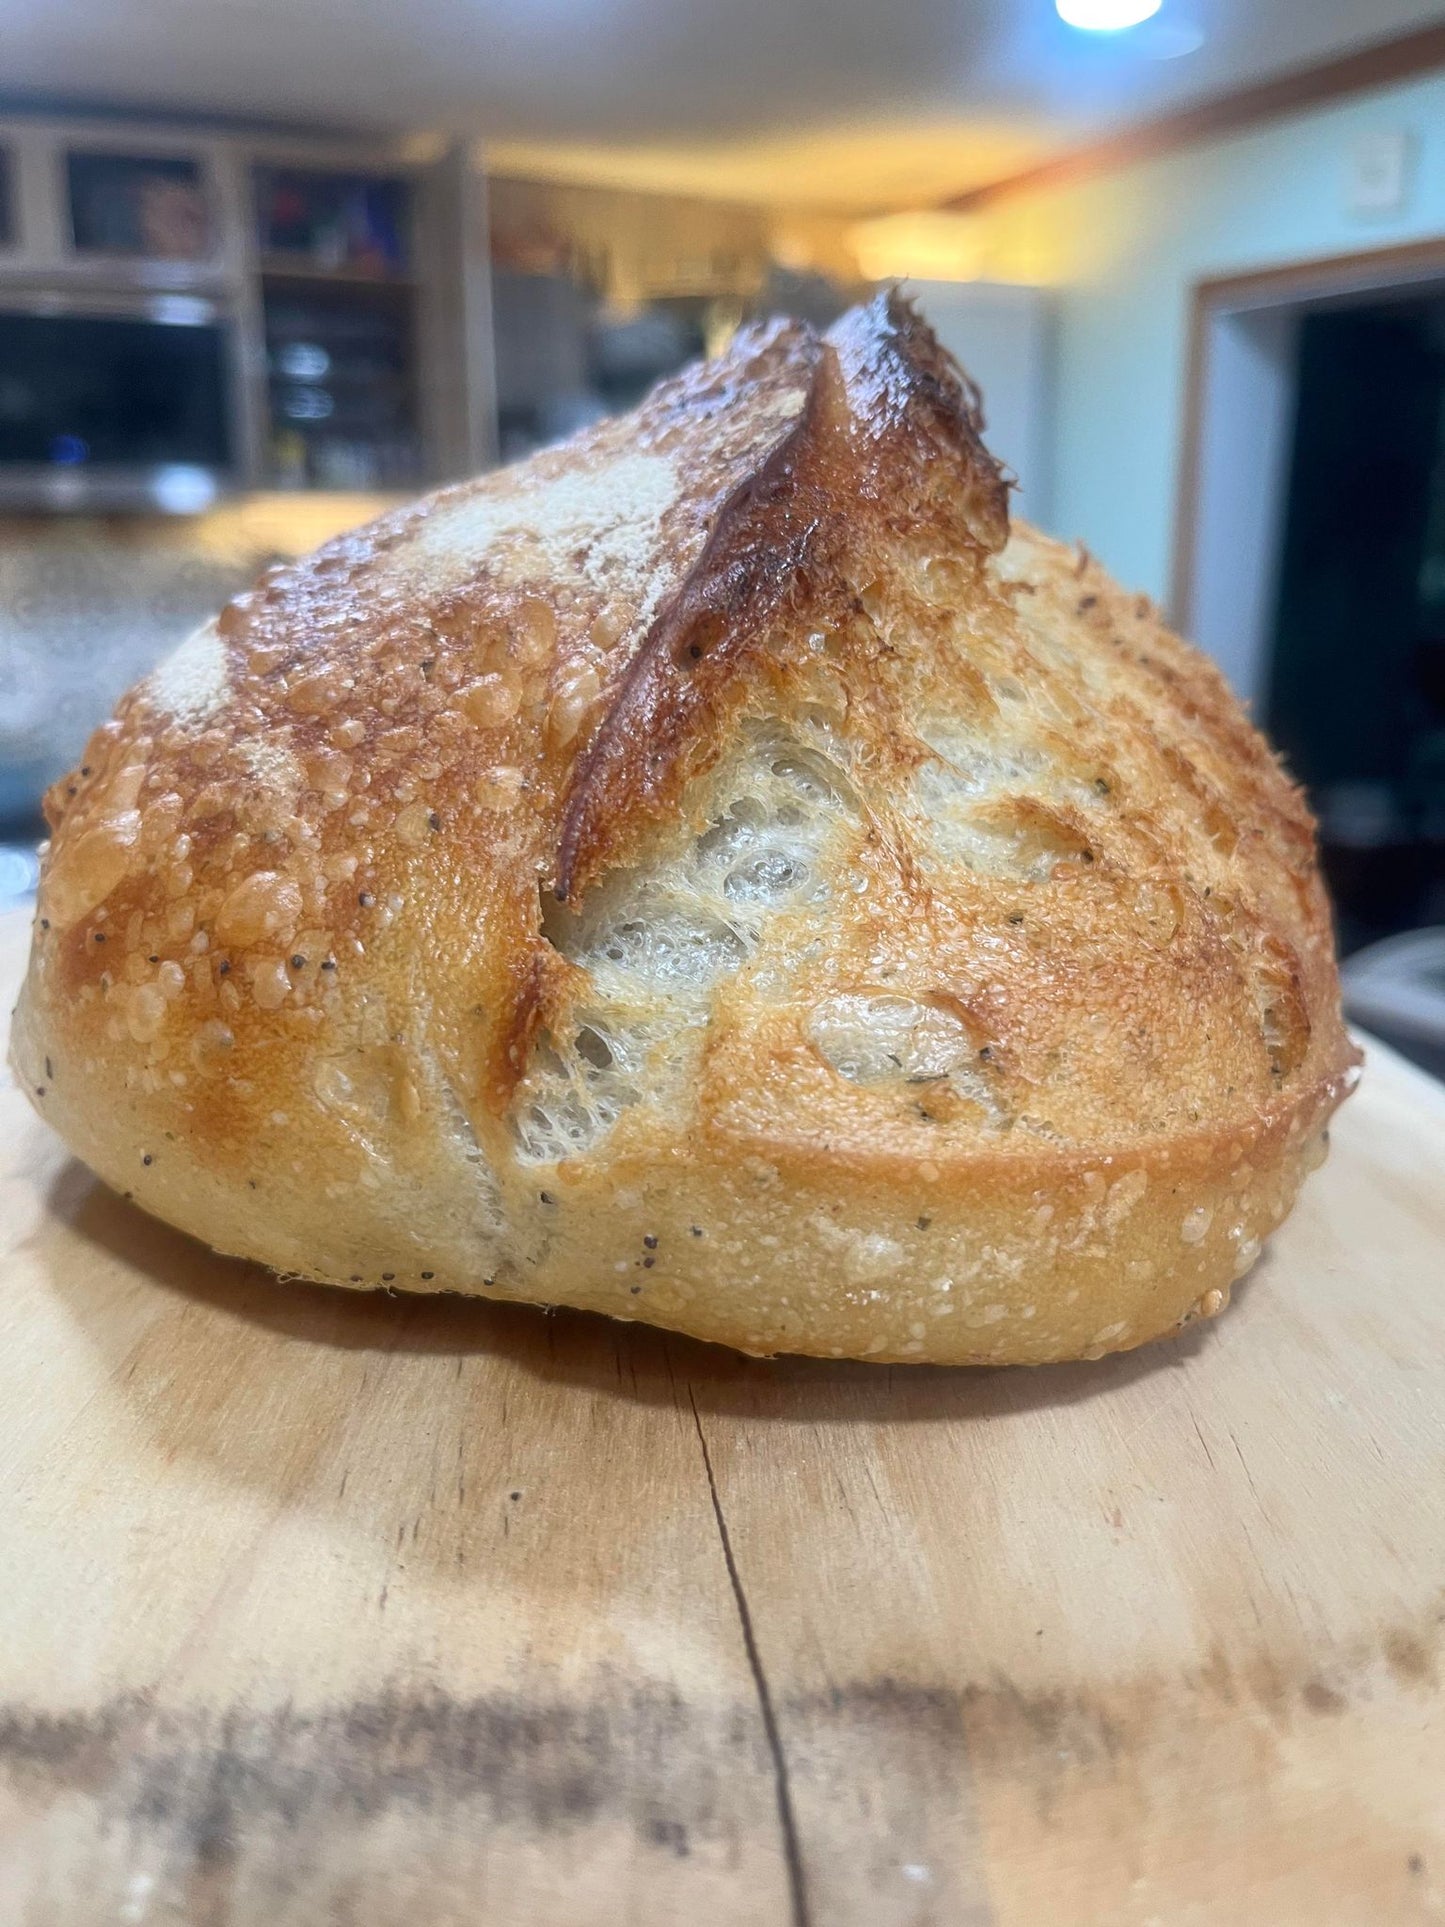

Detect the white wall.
xmin=969 ymin=68 xmax=1445 ymax=615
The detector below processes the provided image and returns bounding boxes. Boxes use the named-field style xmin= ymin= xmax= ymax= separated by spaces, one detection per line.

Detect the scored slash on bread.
xmin=11 ymin=292 xmax=1359 ymax=1364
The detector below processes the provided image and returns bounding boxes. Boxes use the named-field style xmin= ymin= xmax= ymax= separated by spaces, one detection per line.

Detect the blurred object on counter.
xmin=588 ymin=301 xmax=702 ymax=411
xmin=0 ymin=845 xmax=39 ymax=914
xmin=756 ymin=264 xmax=851 ymax=332
xmin=1343 ymin=927 xmax=1445 ymax=1082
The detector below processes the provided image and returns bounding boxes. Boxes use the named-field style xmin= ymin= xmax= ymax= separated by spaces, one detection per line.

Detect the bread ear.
xmin=557 ymin=291 xmax=1011 ymax=902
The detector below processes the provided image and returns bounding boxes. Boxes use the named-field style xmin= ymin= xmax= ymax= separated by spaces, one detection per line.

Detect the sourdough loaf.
xmin=11 ymin=293 xmax=1359 ymax=1362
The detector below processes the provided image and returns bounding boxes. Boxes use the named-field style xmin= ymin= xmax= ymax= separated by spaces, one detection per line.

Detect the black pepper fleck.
xmin=917 ymin=1215 xmax=932 ymax=1230
xmin=1008 ymin=913 xmax=1024 ymax=925
xmin=358 ymin=892 xmax=374 ymax=908
xmin=290 ymin=955 xmax=306 ymax=970
xmin=539 ymin=1191 xmax=556 ymax=1205
xmin=642 ymin=1256 xmax=655 ymax=1269
xmin=350 ymin=1274 xmax=362 ymax=1283
xmin=35 ymin=1086 xmax=45 ymax=1098
xmin=381 ymin=1272 xmax=395 ymax=1282
xmin=690 ymin=1225 xmax=704 ymax=1237
xmin=630 ymin=1285 xmax=642 ymax=1294
xmin=420 ymin=1271 xmax=434 ymax=1280
xmin=428 ymin=811 xmax=441 ymax=832
xmin=141 ymin=1154 xmax=153 ymax=1166
xmin=642 ymin=1234 xmax=658 ymax=1249
xmin=321 ymin=958 xmax=337 ymax=971
xmin=39 ymin=918 xmax=49 ymax=930
xmin=93 ymin=931 xmax=105 ymax=943
xmin=80 ymin=765 xmax=91 ymax=776
xmin=218 ymin=960 xmax=231 ymax=975
xmin=147 ymin=954 xmax=159 ymax=964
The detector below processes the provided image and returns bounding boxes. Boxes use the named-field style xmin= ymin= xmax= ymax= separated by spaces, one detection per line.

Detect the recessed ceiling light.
xmin=1056 ymin=0 xmax=1163 ymax=29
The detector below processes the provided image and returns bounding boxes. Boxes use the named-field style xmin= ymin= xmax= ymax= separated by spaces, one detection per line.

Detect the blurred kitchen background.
xmin=2 ymin=0 xmax=1445 ymax=1064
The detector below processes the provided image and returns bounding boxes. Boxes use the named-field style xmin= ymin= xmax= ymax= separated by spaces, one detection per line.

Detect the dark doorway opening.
xmin=1268 ymin=297 xmax=1445 ymax=956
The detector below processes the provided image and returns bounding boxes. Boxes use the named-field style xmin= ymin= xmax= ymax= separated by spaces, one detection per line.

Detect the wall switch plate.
xmin=1346 ymin=130 xmax=1413 ymax=218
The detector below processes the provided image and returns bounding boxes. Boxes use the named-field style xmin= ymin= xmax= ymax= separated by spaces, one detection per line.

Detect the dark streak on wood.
xmin=0 ymin=1684 xmax=773 ymax=1905
xmin=0 ymin=1632 xmax=1434 ymax=1927
xmin=7 ymin=1643 xmax=1419 ymax=1913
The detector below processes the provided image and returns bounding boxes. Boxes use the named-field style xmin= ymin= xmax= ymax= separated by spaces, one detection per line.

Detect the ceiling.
xmin=1 ymin=0 xmax=1442 ymax=209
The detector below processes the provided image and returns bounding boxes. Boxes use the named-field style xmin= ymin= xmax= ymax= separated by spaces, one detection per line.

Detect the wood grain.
xmin=1 ymin=904 xmax=1443 ymax=1926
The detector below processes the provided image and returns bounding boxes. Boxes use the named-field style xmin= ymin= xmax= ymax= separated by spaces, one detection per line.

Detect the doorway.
xmin=1174 ymin=241 xmax=1445 ymax=960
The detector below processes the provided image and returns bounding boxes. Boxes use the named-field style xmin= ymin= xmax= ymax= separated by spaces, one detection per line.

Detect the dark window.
xmin=67 ymin=151 xmax=209 ymax=258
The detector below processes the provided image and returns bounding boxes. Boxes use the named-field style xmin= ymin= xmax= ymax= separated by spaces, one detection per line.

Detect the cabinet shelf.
xmin=259 ymin=256 xmax=417 ymax=287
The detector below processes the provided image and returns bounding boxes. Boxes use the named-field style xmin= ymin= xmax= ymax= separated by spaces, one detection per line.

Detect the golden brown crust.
xmin=11 ymin=293 xmax=1359 ymax=1363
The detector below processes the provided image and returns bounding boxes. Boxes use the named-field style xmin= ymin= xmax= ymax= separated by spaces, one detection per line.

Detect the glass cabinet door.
xmin=254 ymin=166 xmax=411 ymax=277
xmin=66 ymin=150 xmax=210 ymax=259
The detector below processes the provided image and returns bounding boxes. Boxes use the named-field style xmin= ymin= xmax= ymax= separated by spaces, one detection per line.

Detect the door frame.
xmin=1170 ymin=235 xmax=1445 ymax=704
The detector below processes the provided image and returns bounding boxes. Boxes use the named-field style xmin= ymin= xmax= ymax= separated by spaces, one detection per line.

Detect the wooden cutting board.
xmin=2 ymin=901 xmax=1444 ymax=1927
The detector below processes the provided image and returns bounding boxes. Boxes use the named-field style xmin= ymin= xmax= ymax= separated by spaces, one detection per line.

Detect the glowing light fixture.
xmin=1056 ymin=0 xmax=1162 ymax=29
